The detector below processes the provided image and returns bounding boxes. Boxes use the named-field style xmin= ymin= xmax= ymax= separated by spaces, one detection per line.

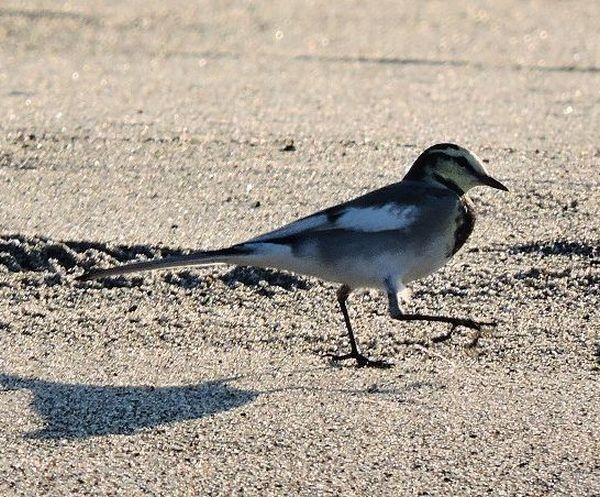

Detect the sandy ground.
xmin=0 ymin=1 xmax=599 ymax=496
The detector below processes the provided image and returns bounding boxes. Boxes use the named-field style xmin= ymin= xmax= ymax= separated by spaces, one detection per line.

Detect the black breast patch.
xmin=450 ymin=197 xmax=476 ymax=256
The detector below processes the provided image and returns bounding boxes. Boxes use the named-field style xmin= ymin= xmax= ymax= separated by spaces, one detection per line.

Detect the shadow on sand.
xmin=1 ymin=368 xmax=431 ymax=440
xmin=0 ymin=373 xmax=258 ymax=440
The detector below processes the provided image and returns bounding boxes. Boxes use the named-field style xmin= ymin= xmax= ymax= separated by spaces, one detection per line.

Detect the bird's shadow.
xmin=1 ymin=369 xmax=429 ymax=440
xmin=0 ymin=373 xmax=258 ymax=440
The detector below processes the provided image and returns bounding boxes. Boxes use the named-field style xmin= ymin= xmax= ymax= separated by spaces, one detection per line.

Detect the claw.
xmin=455 ymin=318 xmax=497 ymax=331
xmin=325 ymin=352 xmax=393 ymax=369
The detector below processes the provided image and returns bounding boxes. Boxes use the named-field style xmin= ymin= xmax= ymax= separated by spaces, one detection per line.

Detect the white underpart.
xmin=233 ymin=203 xmax=449 ymax=291
xmin=399 ymin=286 xmax=412 ymax=302
xmin=237 ymin=242 xmax=294 ymax=267
xmin=250 ymin=214 xmax=328 ymax=242
xmin=335 ymin=205 xmax=418 ymax=232
xmin=238 ymin=228 xmax=451 ymax=291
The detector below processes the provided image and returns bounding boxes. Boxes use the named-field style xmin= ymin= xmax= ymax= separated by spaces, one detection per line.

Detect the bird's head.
xmin=404 ymin=143 xmax=508 ymax=195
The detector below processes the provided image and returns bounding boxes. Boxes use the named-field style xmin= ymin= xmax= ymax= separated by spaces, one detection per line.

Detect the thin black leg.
xmin=325 ymin=285 xmax=393 ymax=368
xmin=387 ymin=289 xmax=496 ymax=346
xmin=337 ymin=285 xmax=359 ymax=355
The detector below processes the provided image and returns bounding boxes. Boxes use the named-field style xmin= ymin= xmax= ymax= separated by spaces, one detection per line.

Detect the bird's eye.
xmin=456 ymin=157 xmax=471 ymax=169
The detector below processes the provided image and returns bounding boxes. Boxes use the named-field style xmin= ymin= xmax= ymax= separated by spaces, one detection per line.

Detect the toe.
xmin=357 ymin=356 xmax=394 ymax=369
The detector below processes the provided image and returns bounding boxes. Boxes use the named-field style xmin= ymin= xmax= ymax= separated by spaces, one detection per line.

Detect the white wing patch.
xmin=250 ymin=214 xmax=329 ymax=242
xmin=335 ymin=205 xmax=418 ymax=232
xmin=250 ymin=203 xmax=418 ymax=242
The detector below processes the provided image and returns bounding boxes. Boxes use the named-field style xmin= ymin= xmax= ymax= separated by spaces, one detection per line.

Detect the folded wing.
xmin=249 ymin=181 xmax=453 ymax=243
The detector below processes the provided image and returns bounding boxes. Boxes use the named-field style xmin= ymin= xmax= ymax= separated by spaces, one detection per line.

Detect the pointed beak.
xmin=480 ymin=174 xmax=509 ymax=191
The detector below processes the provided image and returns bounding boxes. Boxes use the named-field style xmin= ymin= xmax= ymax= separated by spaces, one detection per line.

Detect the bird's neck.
xmin=429 ymin=174 xmax=466 ymax=196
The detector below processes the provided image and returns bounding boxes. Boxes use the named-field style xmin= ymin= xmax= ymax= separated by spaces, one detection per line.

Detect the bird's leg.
xmin=325 ymin=285 xmax=392 ymax=368
xmin=387 ymin=289 xmax=495 ymax=346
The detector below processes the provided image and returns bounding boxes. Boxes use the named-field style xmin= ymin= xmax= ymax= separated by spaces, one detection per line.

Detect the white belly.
xmin=274 ymin=246 xmax=451 ymax=290
xmin=241 ymin=235 xmax=453 ymax=290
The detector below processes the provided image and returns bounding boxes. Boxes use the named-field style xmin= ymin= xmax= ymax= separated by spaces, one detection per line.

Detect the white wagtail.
xmin=78 ymin=143 xmax=508 ymax=368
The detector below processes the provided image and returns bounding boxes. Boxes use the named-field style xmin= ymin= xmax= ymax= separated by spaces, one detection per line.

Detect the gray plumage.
xmin=78 ymin=143 xmax=508 ymax=368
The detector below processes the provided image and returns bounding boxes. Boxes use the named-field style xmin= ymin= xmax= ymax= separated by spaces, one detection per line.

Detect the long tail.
xmin=76 ymin=245 xmax=253 ymax=281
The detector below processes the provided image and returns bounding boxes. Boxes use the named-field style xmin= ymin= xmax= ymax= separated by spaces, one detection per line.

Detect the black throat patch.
xmin=450 ymin=196 xmax=476 ymax=256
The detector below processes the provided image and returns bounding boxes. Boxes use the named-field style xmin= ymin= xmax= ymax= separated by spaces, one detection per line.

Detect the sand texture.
xmin=0 ymin=1 xmax=599 ymax=496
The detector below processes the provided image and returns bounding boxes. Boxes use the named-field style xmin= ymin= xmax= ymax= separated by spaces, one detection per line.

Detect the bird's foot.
xmin=449 ymin=317 xmax=497 ymax=331
xmin=325 ymin=352 xmax=393 ymax=369
xmin=431 ymin=318 xmax=496 ymax=346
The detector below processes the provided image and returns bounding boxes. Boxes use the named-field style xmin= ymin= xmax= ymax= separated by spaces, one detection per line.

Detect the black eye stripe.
xmin=456 ymin=156 xmax=475 ymax=172
xmin=404 ymin=147 xmax=479 ymax=181
xmin=427 ymin=153 xmax=475 ymax=173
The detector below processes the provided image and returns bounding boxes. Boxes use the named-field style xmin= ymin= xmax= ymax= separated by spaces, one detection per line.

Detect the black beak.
xmin=480 ymin=174 xmax=509 ymax=191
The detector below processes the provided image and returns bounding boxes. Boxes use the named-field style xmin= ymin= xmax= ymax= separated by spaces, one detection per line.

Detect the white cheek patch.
xmin=251 ymin=214 xmax=328 ymax=242
xmin=335 ymin=205 xmax=418 ymax=232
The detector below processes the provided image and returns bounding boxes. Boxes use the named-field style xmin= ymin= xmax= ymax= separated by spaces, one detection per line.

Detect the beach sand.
xmin=0 ymin=1 xmax=598 ymax=495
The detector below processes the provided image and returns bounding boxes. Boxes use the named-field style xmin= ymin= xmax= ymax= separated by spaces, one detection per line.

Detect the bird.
xmin=78 ymin=143 xmax=508 ymax=368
